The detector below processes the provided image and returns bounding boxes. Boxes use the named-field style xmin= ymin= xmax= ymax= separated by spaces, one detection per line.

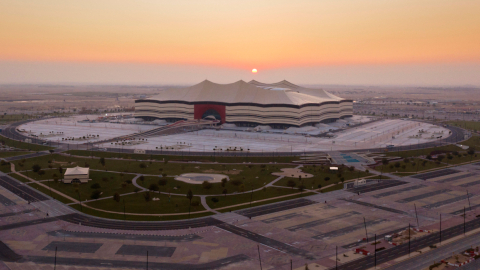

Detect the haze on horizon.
xmin=1 ymin=0 xmax=479 ymax=86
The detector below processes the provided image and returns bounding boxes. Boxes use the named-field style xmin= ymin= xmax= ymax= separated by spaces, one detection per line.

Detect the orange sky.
xmin=1 ymin=0 xmax=479 ymax=69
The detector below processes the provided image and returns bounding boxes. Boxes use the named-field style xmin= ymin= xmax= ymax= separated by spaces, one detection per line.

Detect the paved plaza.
xmin=19 ymin=117 xmax=450 ymax=153
xmin=1 ymin=161 xmax=480 ymax=269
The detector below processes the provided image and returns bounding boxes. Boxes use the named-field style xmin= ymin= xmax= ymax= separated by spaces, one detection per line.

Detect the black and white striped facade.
xmin=135 ymin=80 xmax=353 ymax=128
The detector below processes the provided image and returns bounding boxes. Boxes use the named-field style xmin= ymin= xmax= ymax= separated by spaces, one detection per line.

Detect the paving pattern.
xmin=115 ymin=245 xmax=176 ymax=257
xmin=411 ymin=168 xmax=460 ymax=180
xmin=2 ymin=159 xmax=480 ymax=269
xmin=42 ymin=241 xmax=103 ymax=253
xmin=346 ymin=180 xmax=407 ymax=193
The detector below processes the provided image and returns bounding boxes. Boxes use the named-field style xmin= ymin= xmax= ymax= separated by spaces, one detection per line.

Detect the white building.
xmin=63 ymin=166 xmax=90 ymax=184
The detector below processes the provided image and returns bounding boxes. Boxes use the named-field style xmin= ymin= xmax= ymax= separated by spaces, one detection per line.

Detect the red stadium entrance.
xmin=193 ymin=104 xmax=226 ymax=124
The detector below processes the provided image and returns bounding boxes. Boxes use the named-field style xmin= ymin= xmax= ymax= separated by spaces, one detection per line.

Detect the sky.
xmin=1 ymin=0 xmax=479 ymax=85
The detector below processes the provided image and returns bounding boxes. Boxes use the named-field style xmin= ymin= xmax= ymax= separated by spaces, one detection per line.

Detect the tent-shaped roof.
xmin=147 ymin=80 xmax=344 ymax=105
xmin=64 ymin=166 xmax=89 ymax=175
xmin=249 ymin=80 xmax=342 ymax=101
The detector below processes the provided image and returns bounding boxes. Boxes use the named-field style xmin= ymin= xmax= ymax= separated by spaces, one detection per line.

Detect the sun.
xmin=252 ymin=68 xmax=257 ymax=73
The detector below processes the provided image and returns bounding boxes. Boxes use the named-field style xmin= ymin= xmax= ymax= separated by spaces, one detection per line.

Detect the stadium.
xmin=135 ymin=80 xmax=353 ymax=128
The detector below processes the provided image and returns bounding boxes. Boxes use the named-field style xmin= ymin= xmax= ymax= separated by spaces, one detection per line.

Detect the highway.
xmin=328 ymin=216 xmax=480 ymax=270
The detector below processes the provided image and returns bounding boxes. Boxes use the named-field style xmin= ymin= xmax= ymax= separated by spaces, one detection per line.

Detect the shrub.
xmin=91 ymin=183 xmax=101 ymax=189
xmin=158 ymin=179 xmax=167 ymax=187
xmin=139 ymin=163 xmax=147 ymax=169
xmin=324 ymin=177 xmax=330 ymax=181
xmin=144 ymin=192 xmax=151 ymax=202
xmin=202 ymin=181 xmax=212 ymax=190
xmin=148 ymin=183 xmax=159 ymax=191
xmin=221 ymin=178 xmax=227 ymax=187
xmin=133 ymin=187 xmax=141 ymax=193
xmin=32 ymin=164 xmax=41 ymax=172
xmin=211 ymin=197 xmax=219 ymax=203
xmin=230 ymin=179 xmax=243 ymax=186
xmin=90 ymin=190 xmax=102 ymax=199
xmin=102 ymin=177 xmax=109 ymax=182
xmin=125 ymin=180 xmax=132 ymax=184
xmin=287 ymin=180 xmax=296 ymax=189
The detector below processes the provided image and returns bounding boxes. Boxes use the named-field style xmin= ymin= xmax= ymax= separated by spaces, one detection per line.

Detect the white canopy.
xmin=147 ymin=80 xmax=344 ymax=106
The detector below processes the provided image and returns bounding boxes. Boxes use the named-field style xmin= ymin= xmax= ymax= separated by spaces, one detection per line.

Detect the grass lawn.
xmin=28 ymin=183 xmax=73 ymax=204
xmin=37 ymin=171 xmax=136 ymax=201
xmin=85 ymin=191 xmax=205 ymax=215
xmin=442 ymin=153 xmax=480 ymax=165
xmin=446 ymin=121 xmax=480 ymax=132
xmin=138 ymin=166 xmax=281 ymax=196
xmin=384 ymin=136 xmax=480 ymax=158
xmin=69 ymin=204 xmax=213 ymax=221
xmin=0 ymin=135 xmax=55 ymax=151
xmin=66 ymin=150 xmax=296 ymax=163
xmin=217 ymin=193 xmax=314 ymax=213
xmin=14 ymin=154 xmax=290 ymax=189
xmin=9 ymin=173 xmax=31 ymax=183
xmin=374 ymin=158 xmax=446 ymax=173
xmin=0 ymin=163 xmax=10 ymax=173
xmin=320 ymin=184 xmax=344 ymax=193
xmin=206 ymin=187 xmax=311 ymax=209
xmin=273 ymin=166 xmax=371 ymax=189
xmin=0 ymin=151 xmax=31 ymax=158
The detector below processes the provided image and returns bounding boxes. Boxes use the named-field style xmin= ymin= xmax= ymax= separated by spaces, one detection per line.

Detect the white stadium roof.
xmin=147 ymin=80 xmax=344 ymax=106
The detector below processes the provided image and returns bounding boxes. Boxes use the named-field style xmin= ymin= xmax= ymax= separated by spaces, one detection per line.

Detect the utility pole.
xmin=54 ymin=246 xmax=57 ymax=270
xmin=408 ymin=223 xmax=411 ymax=257
xmin=464 ymin=207 xmax=466 ymax=235
xmin=374 ymin=234 xmax=377 ymax=269
xmin=440 ymin=214 xmax=442 ymax=244
xmin=336 ymin=246 xmax=338 ymax=270
xmin=414 ymin=204 xmax=420 ymax=228
xmin=363 ymin=217 xmax=369 ymax=242
xmin=467 ymin=190 xmax=472 ymax=211
xmin=146 ymin=250 xmax=148 ymax=270
xmin=257 ymin=245 xmax=262 ymax=270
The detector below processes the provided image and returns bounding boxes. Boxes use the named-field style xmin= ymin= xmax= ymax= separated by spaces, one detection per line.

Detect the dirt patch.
xmin=203 ymin=169 xmax=242 ymax=175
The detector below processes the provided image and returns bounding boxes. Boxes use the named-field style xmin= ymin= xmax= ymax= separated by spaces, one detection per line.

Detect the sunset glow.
xmin=252 ymin=69 xmax=257 ymax=73
xmin=0 ymin=0 xmax=479 ymax=84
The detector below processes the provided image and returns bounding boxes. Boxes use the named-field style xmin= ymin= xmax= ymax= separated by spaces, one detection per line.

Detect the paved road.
xmin=217 ymin=223 xmax=316 ymax=260
xmin=384 ymin=230 xmax=480 ymax=270
xmin=235 ymin=198 xmax=317 ymax=218
xmin=328 ymin=216 xmax=480 ymax=270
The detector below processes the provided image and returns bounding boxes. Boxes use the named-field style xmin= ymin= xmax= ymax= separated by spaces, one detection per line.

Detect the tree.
xmin=58 ymin=166 xmax=63 ymax=175
xmin=139 ymin=163 xmax=147 ymax=169
xmin=158 ymin=179 xmax=167 ymax=188
xmin=186 ymin=189 xmax=193 ymax=218
xmin=324 ymin=177 xmax=330 ymax=181
xmin=144 ymin=192 xmax=151 ymax=202
xmin=113 ymin=192 xmax=120 ymax=202
xmin=49 ymin=150 xmax=54 ymax=154
xmin=99 ymin=157 xmax=106 ymax=167
xmin=91 ymin=190 xmax=102 ymax=199
xmin=211 ymin=197 xmax=219 ymax=204
xmin=202 ymin=181 xmax=212 ymax=190
xmin=32 ymin=164 xmax=41 ymax=173
xmin=382 ymin=158 xmax=389 ymax=166
xmin=298 ymin=184 xmax=305 ymax=193
xmin=437 ymin=155 xmax=445 ymax=162
xmin=37 ymin=170 xmax=45 ymax=176
xmin=139 ymin=175 xmax=145 ymax=183
xmin=221 ymin=178 xmax=227 ymax=187
xmin=222 ymin=189 xmax=228 ymax=197
xmin=91 ymin=183 xmax=101 ymax=189
xmin=148 ymin=183 xmax=159 ymax=192
xmin=287 ymin=180 xmax=296 ymax=189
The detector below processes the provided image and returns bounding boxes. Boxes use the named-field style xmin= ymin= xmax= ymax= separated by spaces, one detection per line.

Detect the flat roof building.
xmin=63 ymin=166 xmax=90 ymax=184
